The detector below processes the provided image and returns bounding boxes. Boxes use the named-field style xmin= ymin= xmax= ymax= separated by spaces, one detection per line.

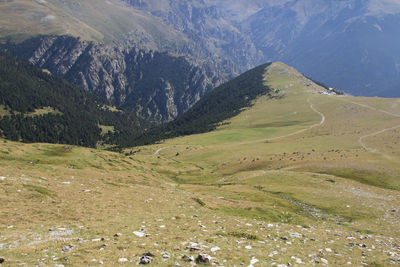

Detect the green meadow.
xmin=1 ymin=63 xmax=399 ymax=266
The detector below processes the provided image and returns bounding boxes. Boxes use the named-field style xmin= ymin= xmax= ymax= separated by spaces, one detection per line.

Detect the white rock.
xmin=321 ymin=258 xmax=328 ymax=264
xmin=245 ymin=223 xmax=253 ymax=226
xmin=211 ymin=246 xmax=220 ymax=252
xmin=269 ymin=251 xmax=278 ymax=257
xmin=325 ymin=248 xmax=332 ymax=252
xmin=248 ymin=257 xmax=259 ymax=267
xmin=133 ymin=231 xmax=147 ymax=237
xmin=245 ymin=245 xmax=252 ymax=250
xmin=118 ymin=258 xmax=129 ymax=262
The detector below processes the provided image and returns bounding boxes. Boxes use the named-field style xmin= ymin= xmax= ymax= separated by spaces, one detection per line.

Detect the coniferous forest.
xmin=0 ymin=52 xmax=148 ymax=148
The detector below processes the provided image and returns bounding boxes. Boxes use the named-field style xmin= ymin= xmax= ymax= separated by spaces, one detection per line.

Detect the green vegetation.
xmin=23 ymin=185 xmax=56 ymax=197
xmin=0 ymin=52 xmax=148 ymax=148
xmin=135 ymin=63 xmax=271 ymax=145
xmin=228 ymin=232 xmax=258 ymax=240
xmin=193 ymin=197 xmax=206 ymax=206
xmin=1 ymin=62 xmax=400 ymax=266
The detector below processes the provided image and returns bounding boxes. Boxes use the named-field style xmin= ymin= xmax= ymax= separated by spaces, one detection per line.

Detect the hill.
xmin=0 ymin=52 xmax=147 ymax=148
xmin=1 ymin=62 xmax=399 ymax=266
xmin=135 ymin=63 xmax=272 ymax=145
xmin=1 ymin=0 xmax=400 ymax=127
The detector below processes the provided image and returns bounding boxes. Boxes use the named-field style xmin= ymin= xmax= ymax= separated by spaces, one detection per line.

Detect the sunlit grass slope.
xmin=0 ymin=0 xmax=187 ymax=46
xmin=1 ymin=62 xmax=400 ymax=266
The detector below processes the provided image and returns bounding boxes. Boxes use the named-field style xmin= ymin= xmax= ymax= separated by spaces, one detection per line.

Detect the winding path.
xmin=267 ymin=97 xmax=325 ymax=141
xmin=153 ymin=146 xmax=169 ymax=155
xmin=345 ymin=100 xmax=400 ymax=160
xmin=238 ymin=96 xmax=326 ymax=145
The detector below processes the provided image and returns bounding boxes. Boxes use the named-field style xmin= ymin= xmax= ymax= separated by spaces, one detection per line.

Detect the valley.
xmin=1 ymin=63 xmax=399 ymax=266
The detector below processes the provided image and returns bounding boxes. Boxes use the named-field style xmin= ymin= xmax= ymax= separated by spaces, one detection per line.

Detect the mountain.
xmin=240 ymin=0 xmax=400 ymax=97
xmin=135 ymin=63 xmax=271 ymax=145
xmin=1 ymin=60 xmax=400 ymax=266
xmin=0 ymin=51 xmax=147 ymax=148
xmin=2 ymin=36 xmax=220 ymax=123
xmin=1 ymin=0 xmax=400 ymax=120
xmin=137 ymin=60 xmax=342 ymax=145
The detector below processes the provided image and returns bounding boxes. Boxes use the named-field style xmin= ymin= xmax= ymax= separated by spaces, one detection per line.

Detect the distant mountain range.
xmin=1 ymin=0 xmax=399 ymax=123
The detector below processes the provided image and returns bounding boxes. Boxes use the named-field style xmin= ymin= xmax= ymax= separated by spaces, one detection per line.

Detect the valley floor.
xmin=1 ymin=63 xmax=400 ymax=266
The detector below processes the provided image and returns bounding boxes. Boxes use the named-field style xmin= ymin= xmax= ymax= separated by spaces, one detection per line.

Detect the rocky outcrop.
xmin=4 ymin=35 xmax=220 ymax=122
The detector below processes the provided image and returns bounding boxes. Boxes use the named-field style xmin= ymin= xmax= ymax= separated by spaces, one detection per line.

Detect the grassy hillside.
xmin=1 ymin=62 xmax=399 ymax=266
xmin=0 ymin=0 xmax=187 ymax=47
xmin=135 ymin=63 xmax=271 ymax=145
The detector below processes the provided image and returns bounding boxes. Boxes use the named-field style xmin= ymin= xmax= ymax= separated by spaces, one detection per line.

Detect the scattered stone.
xmin=211 ymin=246 xmax=220 ymax=252
xmin=133 ymin=231 xmax=148 ymax=238
xmin=196 ymin=253 xmax=212 ymax=263
xmin=289 ymin=232 xmax=301 ymax=238
xmin=280 ymin=236 xmax=288 ymax=241
xmin=245 ymin=245 xmax=252 ymax=250
xmin=162 ymin=252 xmax=170 ymax=259
xmin=249 ymin=257 xmax=259 ymax=267
xmin=269 ymin=251 xmax=278 ymax=257
xmin=291 ymin=256 xmax=303 ymax=264
xmin=99 ymin=260 xmax=104 ymax=265
xmin=321 ymin=258 xmax=328 ymax=264
xmin=62 ymin=245 xmax=74 ymax=253
xmin=182 ymin=254 xmax=194 ymax=262
xmin=325 ymin=248 xmax=332 ymax=252
xmin=53 ymin=265 xmax=64 ymax=267
xmin=114 ymin=233 xmax=122 ymax=237
xmin=139 ymin=253 xmax=153 ymax=265
xmin=118 ymin=258 xmax=129 ymax=263
xmin=390 ymin=258 xmax=400 ymax=263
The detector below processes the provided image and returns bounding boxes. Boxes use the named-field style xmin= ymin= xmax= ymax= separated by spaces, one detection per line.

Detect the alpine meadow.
xmin=1 ymin=0 xmax=400 ymax=266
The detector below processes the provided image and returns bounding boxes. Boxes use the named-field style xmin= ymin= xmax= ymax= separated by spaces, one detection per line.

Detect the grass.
xmin=228 ymin=232 xmax=258 ymax=240
xmin=23 ymin=184 xmax=56 ymax=197
xmin=1 ymin=62 xmax=400 ymax=266
xmin=193 ymin=197 xmax=206 ymax=206
xmin=0 ymin=0 xmax=188 ymax=46
xmin=26 ymin=107 xmax=62 ymax=117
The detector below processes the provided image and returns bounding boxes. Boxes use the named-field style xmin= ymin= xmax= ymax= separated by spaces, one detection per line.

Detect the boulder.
xmin=196 ymin=253 xmax=212 ymax=263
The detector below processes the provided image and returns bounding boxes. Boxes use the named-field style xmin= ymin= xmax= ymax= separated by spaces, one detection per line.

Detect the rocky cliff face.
xmin=4 ymin=35 xmax=219 ymax=123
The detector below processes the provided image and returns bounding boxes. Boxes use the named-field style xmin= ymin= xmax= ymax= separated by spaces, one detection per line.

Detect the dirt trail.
xmin=238 ymin=97 xmax=325 ymax=145
xmin=342 ymin=99 xmax=400 ymax=160
xmin=154 ymin=147 xmax=169 ymax=155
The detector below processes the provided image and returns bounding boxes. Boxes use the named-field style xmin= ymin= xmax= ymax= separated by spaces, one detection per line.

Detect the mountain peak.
xmin=264 ymin=62 xmax=336 ymax=97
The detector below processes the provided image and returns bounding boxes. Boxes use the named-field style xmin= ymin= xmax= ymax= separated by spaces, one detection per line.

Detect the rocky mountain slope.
xmin=3 ymin=36 xmax=220 ymax=122
xmin=126 ymin=0 xmax=400 ymax=97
